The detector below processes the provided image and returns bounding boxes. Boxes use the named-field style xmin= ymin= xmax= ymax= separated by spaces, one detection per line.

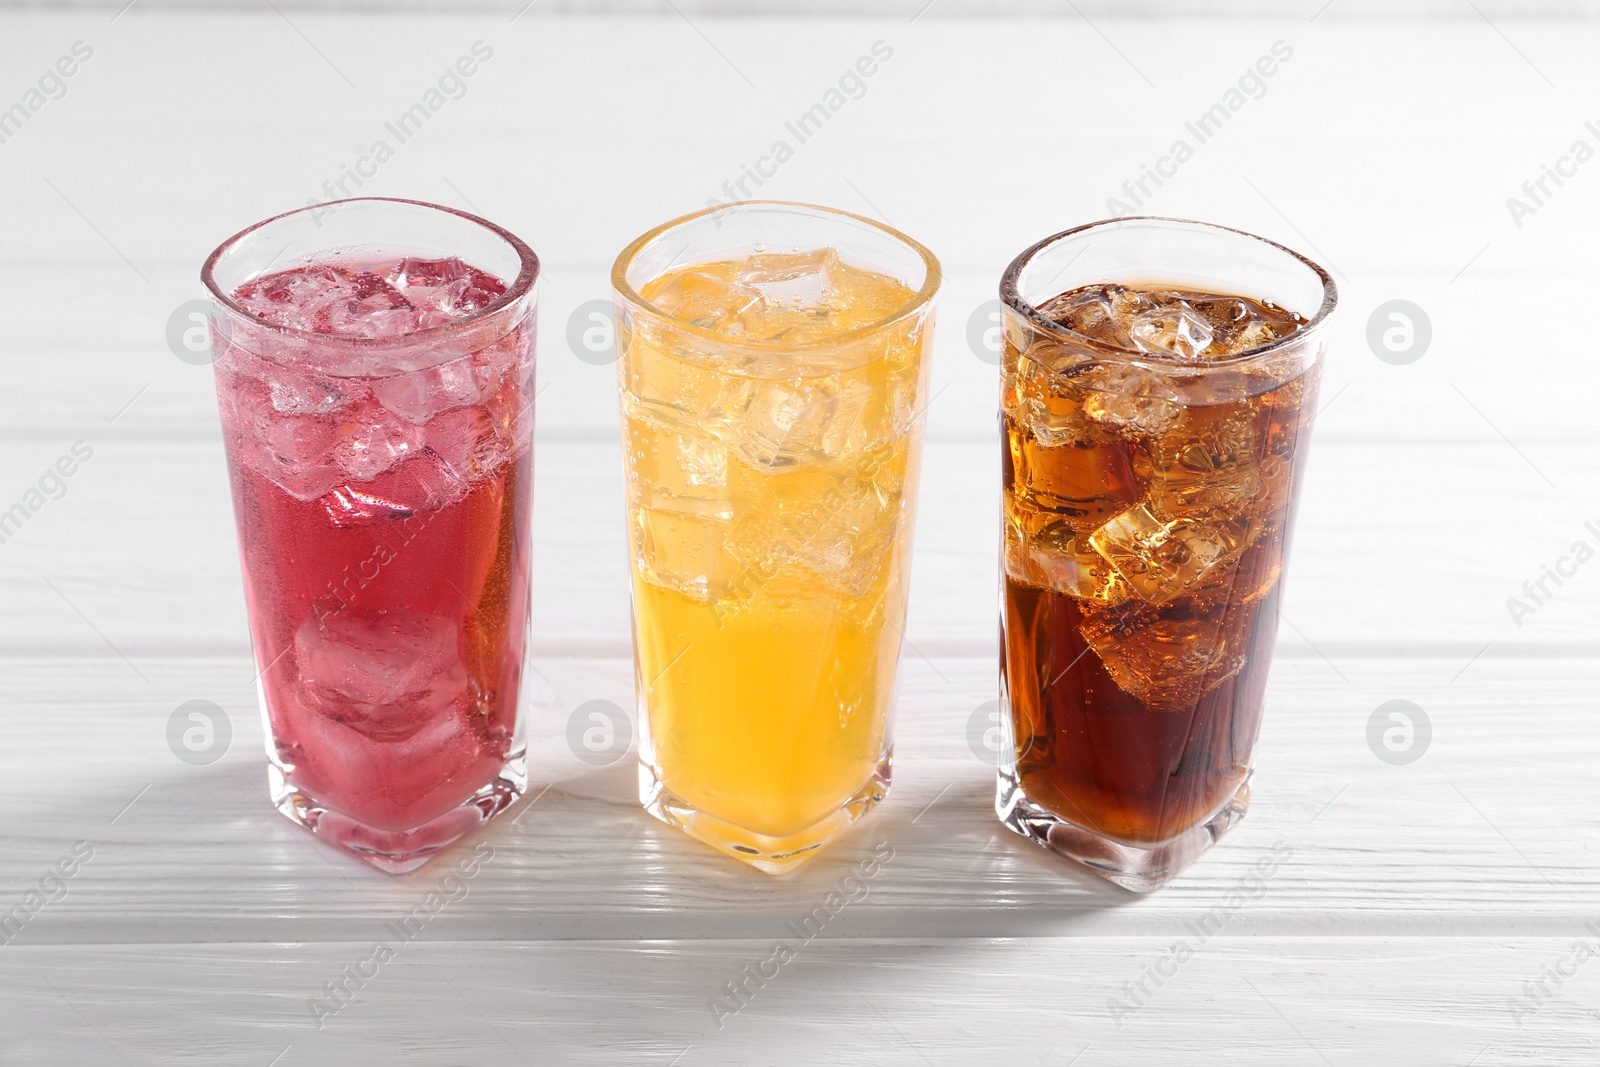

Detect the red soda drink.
xmin=203 ymin=200 xmax=538 ymax=873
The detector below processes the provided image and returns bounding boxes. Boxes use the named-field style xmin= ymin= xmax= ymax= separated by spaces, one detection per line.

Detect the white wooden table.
xmin=1 ymin=9 xmax=1598 ymax=1064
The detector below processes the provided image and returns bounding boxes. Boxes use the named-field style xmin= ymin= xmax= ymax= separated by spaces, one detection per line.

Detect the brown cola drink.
xmin=995 ymin=220 xmax=1335 ymax=891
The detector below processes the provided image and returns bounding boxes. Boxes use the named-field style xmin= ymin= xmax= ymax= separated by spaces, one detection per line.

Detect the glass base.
xmin=639 ymin=751 xmax=892 ymax=875
xmin=996 ymin=767 xmax=1250 ymax=893
xmin=267 ymin=756 xmax=526 ymax=875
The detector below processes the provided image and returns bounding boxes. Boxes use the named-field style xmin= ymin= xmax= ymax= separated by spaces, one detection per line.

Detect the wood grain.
xmin=0 ymin=655 xmax=1593 ymax=945
xmin=5 ymin=939 xmax=1595 ymax=1066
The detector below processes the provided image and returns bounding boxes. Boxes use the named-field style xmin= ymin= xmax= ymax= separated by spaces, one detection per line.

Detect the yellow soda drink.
xmin=612 ymin=204 xmax=939 ymax=872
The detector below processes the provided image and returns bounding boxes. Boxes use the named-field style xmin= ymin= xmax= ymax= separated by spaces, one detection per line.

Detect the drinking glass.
xmin=203 ymin=197 xmax=539 ymax=873
xmin=996 ymin=216 xmax=1335 ymax=891
xmin=611 ymin=201 xmax=940 ymax=872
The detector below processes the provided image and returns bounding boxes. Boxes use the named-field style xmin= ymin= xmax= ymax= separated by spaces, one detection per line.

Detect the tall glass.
xmin=203 ymin=198 xmax=539 ymax=873
xmin=996 ymin=217 xmax=1335 ymax=891
xmin=611 ymin=202 xmax=939 ymax=873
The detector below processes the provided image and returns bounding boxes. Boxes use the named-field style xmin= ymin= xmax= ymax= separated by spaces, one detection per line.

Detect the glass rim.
xmin=610 ymin=199 xmax=942 ymax=353
xmin=201 ymin=196 xmax=541 ymax=347
xmin=999 ymin=215 xmax=1338 ymax=369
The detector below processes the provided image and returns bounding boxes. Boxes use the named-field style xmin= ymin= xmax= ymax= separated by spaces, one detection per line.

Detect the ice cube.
xmin=622 ymin=332 xmax=730 ymax=437
xmin=449 ymin=278 xmax=503 ymax=316
xmin=1107 ymin=286 xmax=1158 ymax=317
xmin=302 ymin=674 xmax=470 ymax=744
xmin=1211 ymin=296 xmax=1307 ymax=356
xmin=648 ymin=268 xmax=765 ymax=331
xmin=232 ymin=264 xmax=354 ymax=333
xmin=371 ymin=355 xmax=485 ymax=424
xmin=388 ymin=256 xmax=506 ymax=319
xmin=1078 ymin=600 xmax=1247 ymax=712
xmin=1088 ymin=503 xmax=1232 ymax=605
xmin=333 ymin=402 xmax=422 ymax=481
xmin=1189 ymin=522 xmax=1283 ymax=606
xmin=221 ymin=343 xmax=364 ymax=417
xmin=1256 ymin=363 xmax=1316 ymax=411
xmin=738 ymin=249 xmax=842 ymax=309
xmin=316 ymin=270 xmax=419 ymax=339
xmin=233 ymin=258 xmax=508 ymax=340
xmin=320 ymin=451 xmax=470 ymax=528
xmin=631 ymin=507 xmax=736 ymax=602
xmin=1022 ymin=393 xmax=1101 ymax=449
xmin=1036 ymin=286 xmax=1140 ymax=349
xmin=1248 ymin=408 xmax=1305 ymax=522
xmin=269 ymin=371 xmax=363 ymax=416
xmin=294 ymin=607 xmax=470 ymax=742
xmin=296 ymin=611 xmax=462 ymax=705
xmin=1147 ymin=408 xmax=1261 ymax=520
xmin=1131 ymin=303 xmax=1215 ymax=359
xmin=482 ymin=376 xmax=533 ymax=459
xmin=388 ymin=256 xmax=470 ymax=290
xmin=1005 ymin=414 xmax=1143 ymax=532
xmin=716 ymin=442 xmax=906 ymax=602
xmin=1006 ymin=344 xmax=1100 ymax=449
xmin=623 ymin=405 xmax=732 ymax=520
xmin=1080 ymin=364 xmax=1182 ymax=436
xmin=470 ymin=329 xmax=529 ymax=396
xmin=241 ymin=447 xmax=347 ymax=502
xmin=721 ymin=375 xmax=870 ymax=469
xmin=425 ymin=406 xmax=501 ymax=481
xmin=337 ymin=689 xmax=477 ymax=760
xmin=1224 ymin=319 xmax=1290 ymax=355
xmin=786 ymin=463 xmax=904 ymax=598
xmin=1003 ymin=500 xmax=1129 ymax=604
xmin=883 ymin=364 xmax=923 ymax=439
xmin=226 ymin=384 xmax=347 ymax=500
xmin=1186 ymin=295 xmax=1251 ymax=327
xmin=234 ymin=384 xmax=338 ymax=465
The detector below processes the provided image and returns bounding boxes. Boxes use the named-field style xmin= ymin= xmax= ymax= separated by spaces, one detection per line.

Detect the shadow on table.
xmin=476 ymin=762 xmax=1138 ymax=938
xmin=0 ymin=747 xmax=1134 ymax=947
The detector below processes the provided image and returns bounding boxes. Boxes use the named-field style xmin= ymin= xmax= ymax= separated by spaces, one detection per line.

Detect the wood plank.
xmin=0 ymin=655 xmax=1592 ymax=943
xmin=10 ymin=0 xmax=1599 ymax=14
xmin=1 ymin=937 xmax=1595 ymax=1065
xmin=0 ymin=18 xmax=1593 ymax=276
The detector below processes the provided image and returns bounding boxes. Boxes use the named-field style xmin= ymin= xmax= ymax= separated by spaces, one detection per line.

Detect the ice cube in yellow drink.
xmin=618 ymin=248 xmax=932 ymax=871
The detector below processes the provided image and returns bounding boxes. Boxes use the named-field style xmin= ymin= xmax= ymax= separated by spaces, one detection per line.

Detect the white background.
xmin=0 ymin=2 xmax=1598 ymax=1065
